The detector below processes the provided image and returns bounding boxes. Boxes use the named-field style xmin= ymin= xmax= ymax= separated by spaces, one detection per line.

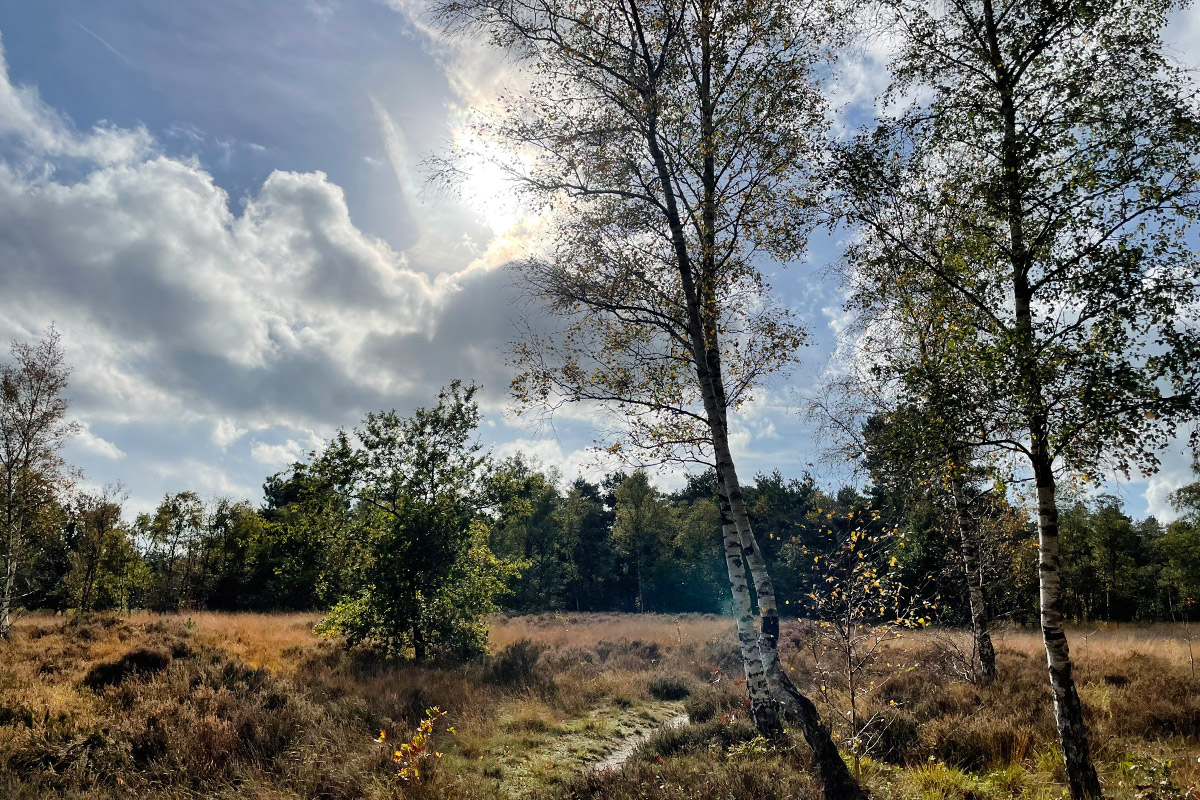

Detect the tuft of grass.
xmin=636 ymin=718 xmax=759 ymax=760
xmin=683 ymin=681 xmax=743 ymax=724
xmin=486 ymin=639 xmax=550 ymax=688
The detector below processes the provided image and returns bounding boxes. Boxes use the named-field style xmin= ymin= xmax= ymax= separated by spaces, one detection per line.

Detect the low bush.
xmin=683 ymin=682 xmax=742 ymax=723
xmin=921 ymin=714 xmax=1034 ymax=773
xmin=596 ymin=639 xmax=662 ymax=665
xmin=648 ymin=674 xmax=693 ymax=701
xmin=82 ymin=648 xmax=172 ymax=690
xmin=486 ymin=638 xmax=549 ymax=688
xmin=859 ymin=705 xmax=920 ymax=764
xmin=636 ymin=718 xmax=760 ymax=760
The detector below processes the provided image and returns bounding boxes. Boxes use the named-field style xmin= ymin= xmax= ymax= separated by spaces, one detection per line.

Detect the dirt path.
xmin=488 ymin=701 xmax=688 ymax=796
xmin=594 ymin=712 xmax=689 ymax=772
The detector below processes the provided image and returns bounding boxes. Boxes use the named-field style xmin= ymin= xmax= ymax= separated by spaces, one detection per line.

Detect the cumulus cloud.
xmin=250 ymin=440 xmax=307 ymax=466
xmin=0 ymin=38 xmax=150 ymax=165
xmin=1143 ymin=440 xmax=1198 ymax=523
xmin=0 ymin=36 xmax=526 ymax=511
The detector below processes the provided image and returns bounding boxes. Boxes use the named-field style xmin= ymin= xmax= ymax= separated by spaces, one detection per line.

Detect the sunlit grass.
xmin=1 ymin=612 xmax=1197 ymax=799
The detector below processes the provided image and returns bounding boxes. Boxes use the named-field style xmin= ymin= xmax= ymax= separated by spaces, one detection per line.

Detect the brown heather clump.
xmin=1 ymin=614 xmax=1198 ymax=800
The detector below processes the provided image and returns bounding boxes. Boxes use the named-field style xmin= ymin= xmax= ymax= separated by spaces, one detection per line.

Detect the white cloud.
xmin=250 ymin=439 xmax=307 ymax=466
xmin=212 ymin=418 xmax=249 ymax=450
xmin=74 ymin=424 xmax=126 ymax=460
xmin=0 ymin=34 xmax=532 ymax=505
xmin=1142 ymin=443 xmax=1197 ymax=523
xmin=152 ymin=458 xmax=259 ymax=501
xmin=382 ymin=0 xmax=517 ymax=110
xmin=1166 ymin=6 xmax=1200 ymax=70
xmin=493 ymin=434 xmax=696 ymax=493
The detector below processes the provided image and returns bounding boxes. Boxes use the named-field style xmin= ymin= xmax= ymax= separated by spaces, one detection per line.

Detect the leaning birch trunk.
xmin=718 ymin=500 xmax=783 ymax=735
xmin=949 ymin=475 xmax=997 ymax=682
xmin=641 ymin=70 xmax=862 ymax=799
xmin=1033 ymin=464 xmax=1101 ymax=799
xmin=715 ymin=455 xmax=865 ymax=800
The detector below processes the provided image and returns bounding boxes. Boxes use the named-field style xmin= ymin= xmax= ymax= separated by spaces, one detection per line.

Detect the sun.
xmin=452 ymin=127 xmax=530 ymax=237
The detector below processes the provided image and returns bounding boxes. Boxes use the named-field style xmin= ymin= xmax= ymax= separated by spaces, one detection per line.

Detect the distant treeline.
xmin=22 ymin=458 xmax=1200 ymax=625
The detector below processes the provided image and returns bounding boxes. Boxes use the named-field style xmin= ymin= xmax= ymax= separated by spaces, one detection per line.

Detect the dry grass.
xmin=488 ymin=612 xmax=733 ymax=649
xmin=1 ymin=613 xmax=1198 ymax=799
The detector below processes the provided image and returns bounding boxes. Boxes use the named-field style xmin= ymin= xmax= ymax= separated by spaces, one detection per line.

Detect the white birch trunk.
xmin=718 ymin=499 xmax=783 ymax=734
xmin=0 ymin=534 xmax=15 ymax=638
xmin=950 ymin=476 xmax=997 ymax=682
xmin=1035 ymin=477 xmax=1101 ymax=799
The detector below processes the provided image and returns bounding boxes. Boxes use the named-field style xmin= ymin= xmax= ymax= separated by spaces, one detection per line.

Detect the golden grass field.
xmin=1 ymin=612 xmax=1197 ymax=799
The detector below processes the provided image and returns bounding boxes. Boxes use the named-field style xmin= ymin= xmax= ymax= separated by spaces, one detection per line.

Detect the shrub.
xmin=83 ymin=649 xmax=171 ymax=690
xmin=860 ymin=706 xmax=921 ymax=765
xmin=922 ymin=715 xmax=1033 ymax=772
xmin=596 ymin=639 xmax=661 ymax=664
xmin=649 ymin=675 xmax=693 ymax=701
xmin=684 ymin=682 xmax=744 ymax=724
xmin=1106 ymin=659 xmax=1200 ymax=740
xmin=486 ymin=639 xmax=549 ymax=688
xmin=636 ymin=718 xmax=759 ymax=760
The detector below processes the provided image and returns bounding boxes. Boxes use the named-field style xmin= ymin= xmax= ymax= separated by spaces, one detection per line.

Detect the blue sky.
xmin=0 ymin=0 xmax=1196 ymax=519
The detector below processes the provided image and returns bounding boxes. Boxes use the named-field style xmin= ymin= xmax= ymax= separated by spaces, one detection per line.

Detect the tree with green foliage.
xmin=815 ymin=240 xmax=1004 ymax=681
xmin=558 ymin=477 xmax=620 ymax=611
xmin=141 ymin=491 xmax=205 ymax=611
xmin=843 ymin=0 xmax=1200 ymax=791
xmin=315 ymin=382 xmax=518 ymax=662
xmin=260 ymin=461 xmax=363 ymax=610
xmin=1059 ymin=496 xmax=1144 ymax=622
xmin=431 ymin=0 xmax=859 ymax=789
xmin=487 ymin=456 xmax=569 ymax=611
xmin=1 ymin=329 xmax=77 ymax=638
xmin=69 ymin=486 xmax=125 ymax=614
xmin=612 ymin=471 xmax=678 ymax=612
xmin=1158 ymin=458 xmax=1200 ymax=620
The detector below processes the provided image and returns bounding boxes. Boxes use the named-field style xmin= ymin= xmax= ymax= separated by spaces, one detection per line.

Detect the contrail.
xmin=72 ymin=20 xmax=133 ymax=66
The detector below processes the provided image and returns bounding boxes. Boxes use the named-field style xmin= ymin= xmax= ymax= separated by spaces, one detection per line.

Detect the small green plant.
xmin=802 ymin=525 xmax=932 ymax=778
xmin=376 ymin=707 xmax=451 ymax=781
xmin=726 ymin=735 xmax=773 ymax=761
xmin=182 ymin=617 xmax=197 ymax=633
xmin=1118 ymin=756 xmax=1197 ymax=800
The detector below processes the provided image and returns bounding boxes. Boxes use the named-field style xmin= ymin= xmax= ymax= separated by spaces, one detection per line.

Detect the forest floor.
xmin=0 ymin=612 xmax=1198 ymax=799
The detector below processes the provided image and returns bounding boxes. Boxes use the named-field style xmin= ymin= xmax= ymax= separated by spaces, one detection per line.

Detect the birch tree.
xmin=429 ymin=0 xmax=862 ymax=795
xmin=0 ymin=329 xmax=77 ymax=638
xmin=844 ymin=0 xmax=1200 ymax=794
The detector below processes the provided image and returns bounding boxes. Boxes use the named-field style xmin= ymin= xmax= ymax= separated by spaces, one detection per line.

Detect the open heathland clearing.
xmin=0 ymin=612 xmax=1197 ymax=799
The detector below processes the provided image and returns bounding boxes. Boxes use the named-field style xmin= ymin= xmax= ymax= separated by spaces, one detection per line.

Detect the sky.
xmin=0 ymin=0 xmax=1196 ymax=520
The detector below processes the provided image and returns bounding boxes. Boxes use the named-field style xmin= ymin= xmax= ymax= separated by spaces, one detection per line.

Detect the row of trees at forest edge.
xmin=5 ymin=334 xmax=1197 ymax=628
xmin=426 ymin=0 xmax=1200 ymax=795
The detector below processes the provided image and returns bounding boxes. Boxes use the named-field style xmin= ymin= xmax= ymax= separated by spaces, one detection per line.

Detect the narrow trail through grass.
xmin=594 ymin=711 xmax=689 ymax=772
xmin=460 ymin=700 xmax=688 ymax=797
